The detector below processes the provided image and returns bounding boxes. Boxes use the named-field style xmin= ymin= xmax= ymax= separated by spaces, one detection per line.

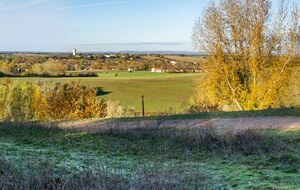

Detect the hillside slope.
xmin=1 ymin=110 xmax=300 ymax=189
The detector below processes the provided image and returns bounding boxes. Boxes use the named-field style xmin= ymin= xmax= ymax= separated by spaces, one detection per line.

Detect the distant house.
xmin=86 ymin=54 xmax=95 ymax=59
xmin=128 ymin=68 xmax=134 ymax=72
xmin=103 ymin=54 xmax=117 ymax=59
xmin=170 ymin=61 xmax=177 ymax=66
xmin=109 ymin=54 xmax=117 ymax=58
xmin=151 ymin=68 xmax=164 ymax=73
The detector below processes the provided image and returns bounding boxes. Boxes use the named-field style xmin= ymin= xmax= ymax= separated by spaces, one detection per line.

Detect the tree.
xmin=41 ymin=60 xmax=64 ymax=76
xmin=32 ymin=64 xmax=43 ymax=75
xmin=0 ymin=79 xmax=107 ymax=122
xmin=0 ymin=80 xmax=42 ymax=121
xmin=37 ymin=81 xmax=107 ymax=120
xmin=192 ymin=0 xmax=300 ymax=111
xmin=0 ymin=61 xmax=11 ymax=74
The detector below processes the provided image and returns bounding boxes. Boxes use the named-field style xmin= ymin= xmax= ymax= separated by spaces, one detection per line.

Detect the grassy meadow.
xmin=2 ymin=71 xmax=200 ymax=113
xmin=1 ymin=114 xmax=300 ymax=189
xmin=1 ymin=70 xmax=299 ymax=114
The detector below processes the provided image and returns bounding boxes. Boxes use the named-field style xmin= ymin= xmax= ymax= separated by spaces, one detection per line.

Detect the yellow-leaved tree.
xmin=0 ymin=79 xmax=107 ymax=122
xmin=192 ymin=0 xmax=300 ymax=111
xmin=0 ymin=79 xmax=42 ymax=121
xmin=37 ymin=81 xmax=107 ymax=120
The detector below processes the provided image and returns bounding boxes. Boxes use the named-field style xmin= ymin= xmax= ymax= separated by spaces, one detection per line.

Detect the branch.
xmin=280 ymin=54 xmax=292 ymax=74
xmin=226 ymin=79 xmax=243 ymax=110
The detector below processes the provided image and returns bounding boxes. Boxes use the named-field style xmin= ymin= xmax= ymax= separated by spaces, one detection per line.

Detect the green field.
xmin=1 ymin=113 xmax=300 ymax=189
xmin=1 ymin=71 xmax=299 ymax=114
xmin=3 ymin=72 xmax=199 ymax=113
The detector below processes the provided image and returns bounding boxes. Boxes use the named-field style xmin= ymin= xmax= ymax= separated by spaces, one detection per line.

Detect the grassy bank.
xmin=0 ymin=120 xmax=299 ymax=189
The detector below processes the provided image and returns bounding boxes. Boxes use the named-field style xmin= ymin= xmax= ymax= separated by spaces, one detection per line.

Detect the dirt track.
xmin=57 ymin=116 xmax=300 ymax=132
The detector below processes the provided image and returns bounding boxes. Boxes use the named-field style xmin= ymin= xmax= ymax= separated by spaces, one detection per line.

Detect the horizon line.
xmin=0 ymin=50 xmax=206 ymax=55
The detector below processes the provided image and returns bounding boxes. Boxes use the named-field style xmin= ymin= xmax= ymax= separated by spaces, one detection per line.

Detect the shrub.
xmin=37 ymin=81 xmax=107 ymax=120
xmin=106 ymin=100 xmax=135 ymax=118
xmin=188 ymin=101 xmax=219 ymax=113
xmin=0 ymin=79 xmax=107 ymax=121
xmin=0 ymin=80 xmax=42 ymax=121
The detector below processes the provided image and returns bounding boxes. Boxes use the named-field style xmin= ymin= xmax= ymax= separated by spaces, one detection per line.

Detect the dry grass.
xmin=2 ymin=119 xmax=287 ymax=155
xmin=42 ymin=116 xmax=300 ymax=134
xmin=0 ymin=151 xmax=204 ymax=190
xmin=1 ymin=118 xmax=299 ymax=189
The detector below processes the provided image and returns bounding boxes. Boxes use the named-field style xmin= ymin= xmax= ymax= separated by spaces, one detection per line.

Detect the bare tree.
xmin=193 ymin=0 xmax=300 ymax=111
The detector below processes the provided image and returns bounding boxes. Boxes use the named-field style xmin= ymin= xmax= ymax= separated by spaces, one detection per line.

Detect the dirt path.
xmin=57 ymin=116 xmax=300 ymax=132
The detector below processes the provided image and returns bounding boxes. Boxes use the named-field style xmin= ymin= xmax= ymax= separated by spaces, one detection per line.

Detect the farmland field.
xmin=1 ymin=71 xmax=299 ymax=113
xmin=2 ymin=72 xmax=200 ymax=113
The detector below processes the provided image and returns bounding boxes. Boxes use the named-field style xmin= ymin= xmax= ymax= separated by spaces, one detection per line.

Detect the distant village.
xmin=0 ymin=49 xmax=205 ymax=77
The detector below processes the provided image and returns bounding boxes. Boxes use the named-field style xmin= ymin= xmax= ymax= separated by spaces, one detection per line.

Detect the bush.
xmin=65 ymin=72 xmax=98 ymax=77
xmin=0 ymin=80 xmax=42 ymax=121
xmin=37 ymin=81 xmax=107 ymax=120
xmin=0 ymin=79 xmax=107 ymax=121
xmin=188 ymin=100 xmax=219 ymax=113
xmin=106 ymin=100 xmax=135 ymax=118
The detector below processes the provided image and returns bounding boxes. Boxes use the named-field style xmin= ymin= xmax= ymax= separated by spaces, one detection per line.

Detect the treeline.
xmin=0 ymin=79 xmax=107 ymax=121
xmin=0 ymin=54 xmax=203 ymax=77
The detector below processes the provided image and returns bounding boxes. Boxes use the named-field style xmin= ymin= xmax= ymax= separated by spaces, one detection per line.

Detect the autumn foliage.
xmin=0 ymin=78 xmax=107 ymax=121
xmin=192 ymin=0 xmax=300 ymax=111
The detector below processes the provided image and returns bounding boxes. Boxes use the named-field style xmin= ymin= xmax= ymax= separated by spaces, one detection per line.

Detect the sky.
xmin=0 ymin=0 xmax=207 ymax=52
xmin=0 ymin=0 xmax=298 ymax=53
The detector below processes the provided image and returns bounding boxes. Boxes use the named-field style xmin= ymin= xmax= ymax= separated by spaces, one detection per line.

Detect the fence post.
xmin=142 ymin=95 xmax=145 ymax=117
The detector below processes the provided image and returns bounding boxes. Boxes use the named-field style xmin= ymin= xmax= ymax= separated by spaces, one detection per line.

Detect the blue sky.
xmin=0 ymin=0 xmax=206 ymax=52
xmin=0 ymin=0 xmax=298 ymax=52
